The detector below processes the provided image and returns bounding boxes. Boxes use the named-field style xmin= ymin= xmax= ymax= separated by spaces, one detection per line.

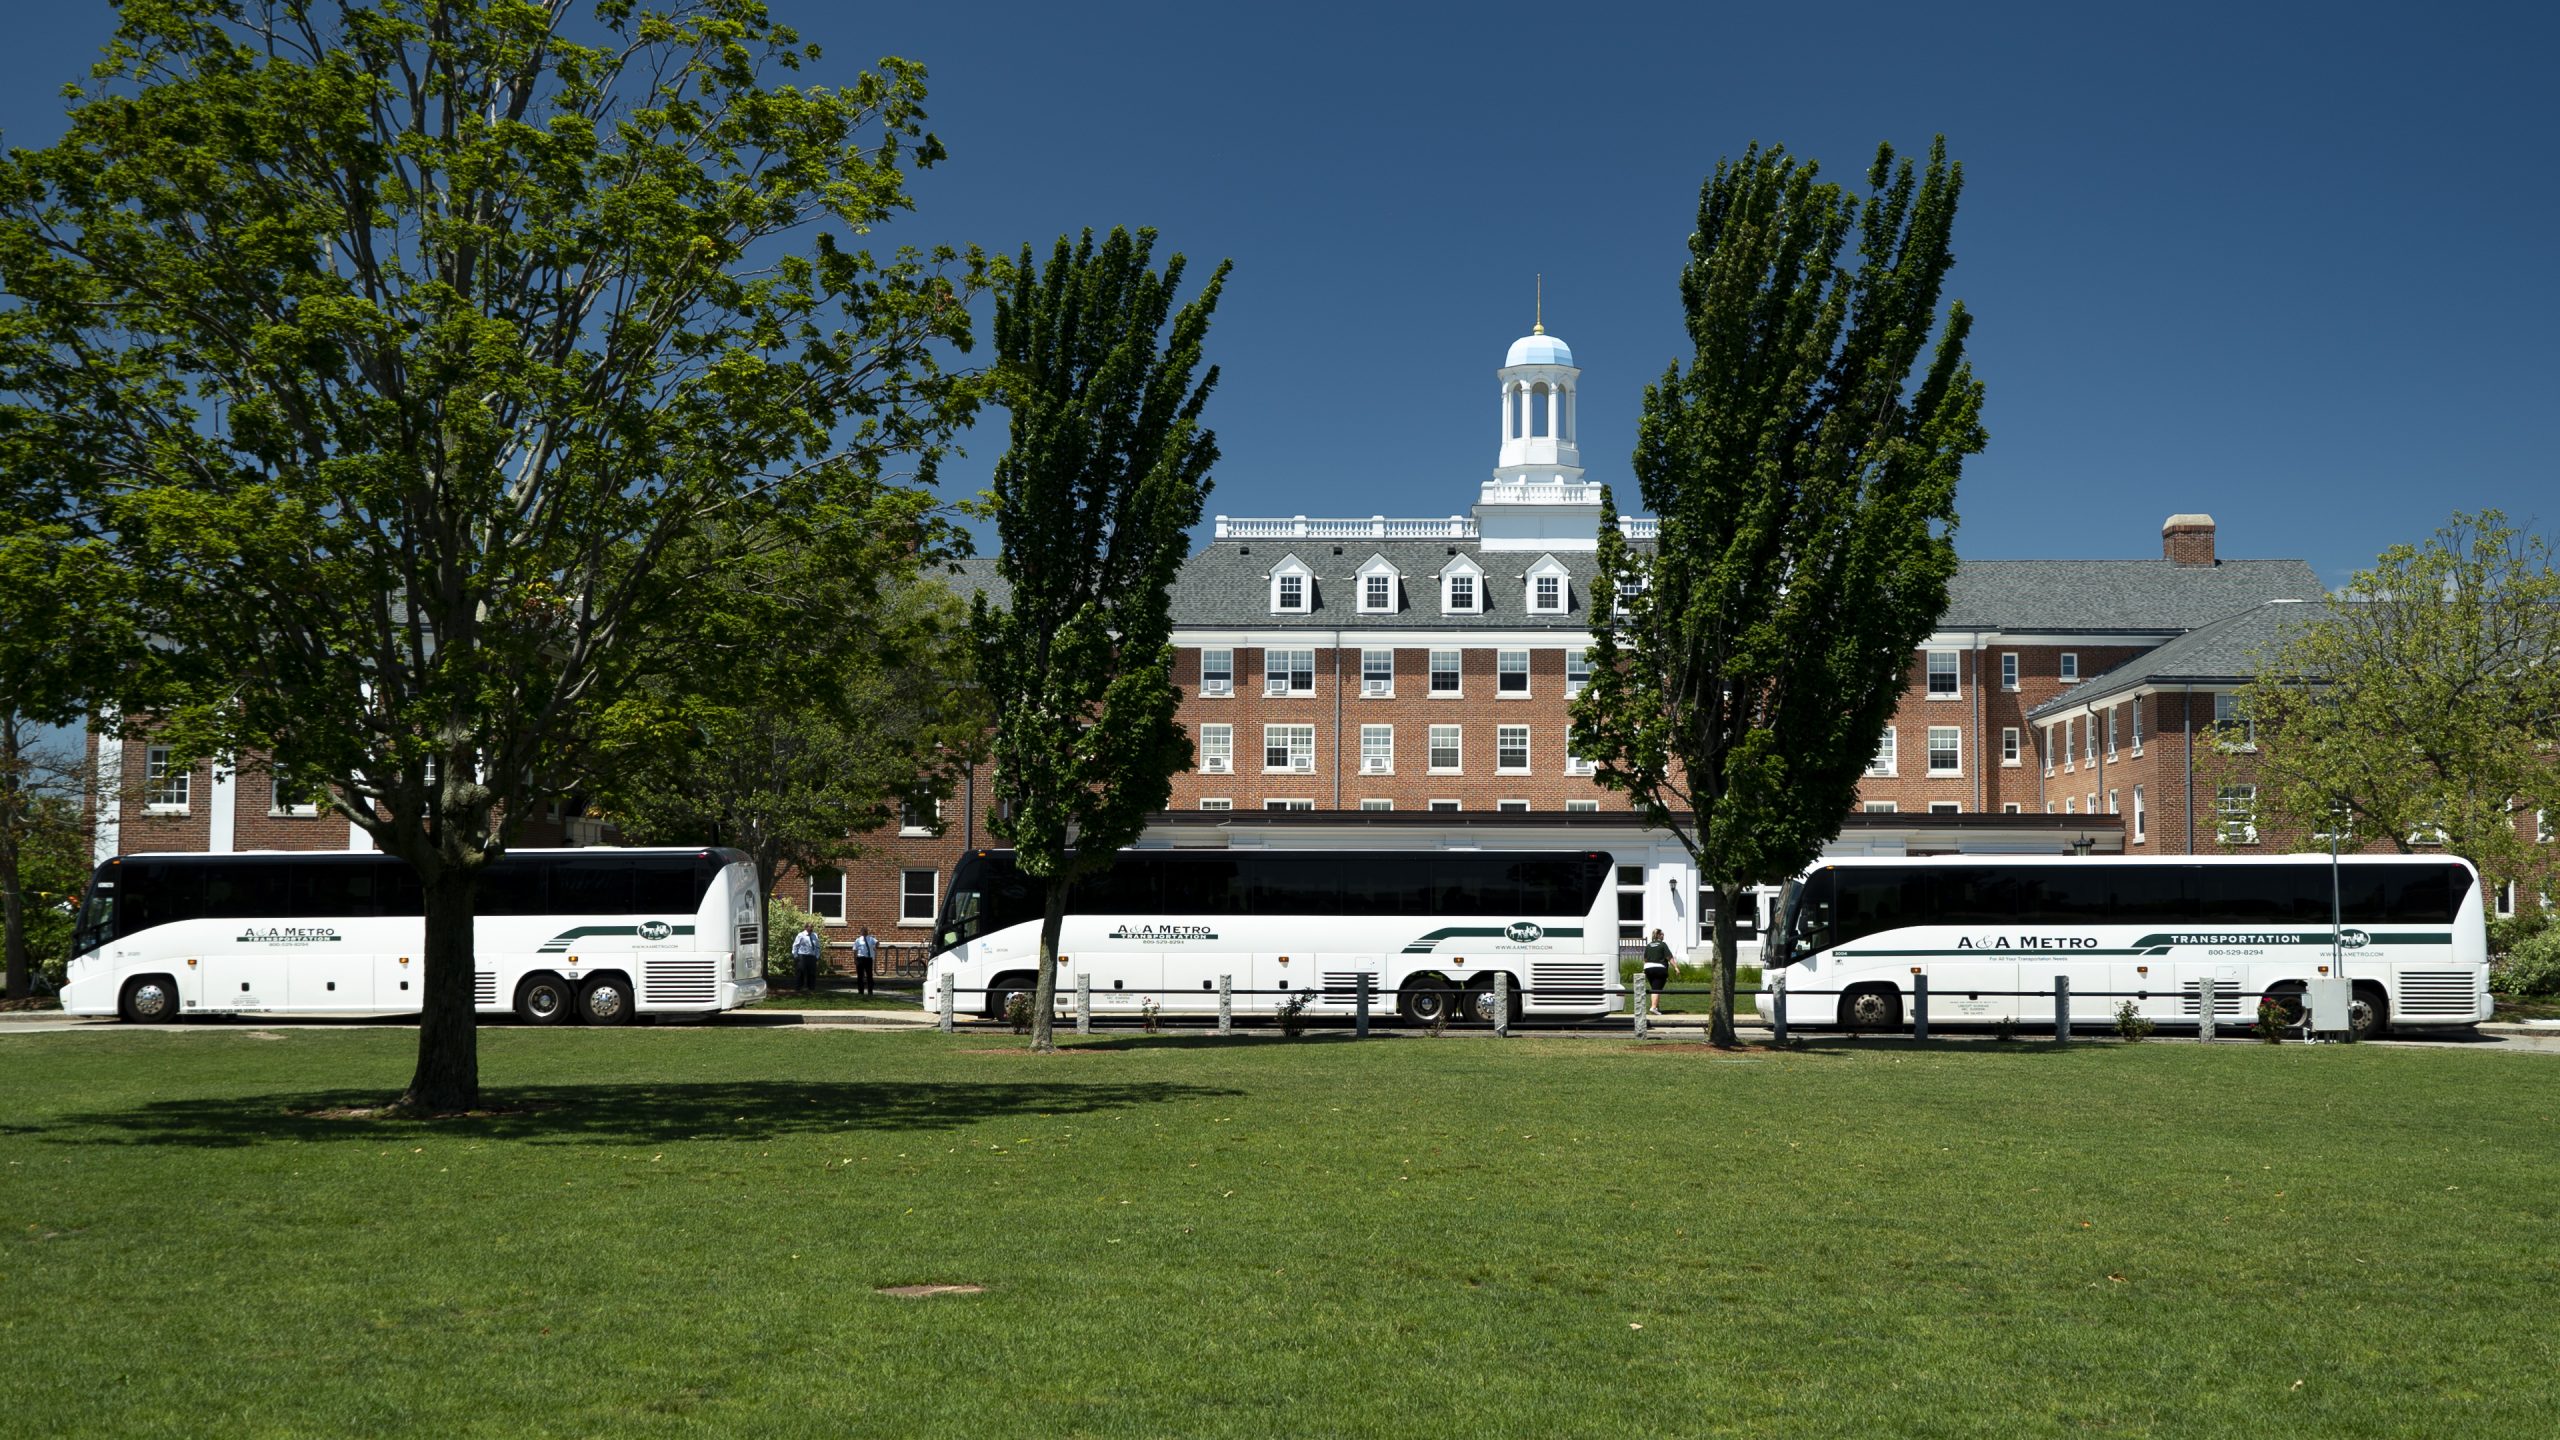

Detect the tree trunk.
xmin=2 ymin=722 xmax=24 ymax=1000
xmin=1029 ymin=880 xmax=1066 ymax=1053
xmin=401 ymin=862 xmax=481 ymax=1112
xmin=1708 ymin=882 xmax=1740 ymax=1048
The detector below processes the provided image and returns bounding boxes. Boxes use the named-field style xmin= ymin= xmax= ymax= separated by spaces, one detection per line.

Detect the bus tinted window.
xmin=1154 ymin=857 xmax=1245 ymax=915
xmin=632 ymin=857 xmax=712 ymax=916
xmin=2106 ymin=866 xmax=2190 ymax=922
xmin=1935 ymin=867 xmax=2025 ymax=924
xmin=2382 ymin=864 xmax=2466 ymax=923
xmin=1340 ymin=856 xmax=1434 ymax=916
xmin=549 ymin=858 xmax=632 ymax=915
xmin=477 ymin=860 xmax=549 ymax=915
xmin=1512 ymin=858 xmax=1595 ymax=917
xmin=200 ymin=862 xmax=294 ymax=919
xmin=118 ymin=862 xmax=202 ymax=936
xmin=1248 ymin=857 xmax=1342 ymax=915
xmin=1834 ymin=869 xmax=1930 ymax=946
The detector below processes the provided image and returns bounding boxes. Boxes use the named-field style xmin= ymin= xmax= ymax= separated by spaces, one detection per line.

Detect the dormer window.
xmin=1440 ymin=554 xmax=1485 ymax=614
xmin=1268 ymin=555 xmax=1314 ymax=615
xmin=1523 ymin=554 xmax=1571 ymax=614
xmin=1354 ymin=554 xmax=1402 ymax=614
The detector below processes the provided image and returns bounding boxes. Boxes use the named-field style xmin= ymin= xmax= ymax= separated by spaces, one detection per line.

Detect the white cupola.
xmin=1477 ymin=280 xmax=1602 ymax=550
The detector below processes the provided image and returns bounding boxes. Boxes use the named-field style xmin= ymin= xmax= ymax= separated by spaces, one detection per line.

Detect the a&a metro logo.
xmin=1505 ymin=921 xmax=1544 ymax=944
xmin=1108 ymin=923 xmax=1219 ymax=943
xmin=234 ymin=926 xmax=340 ymax=945
xmin=637 ymin=920 xmax=674 ymax=942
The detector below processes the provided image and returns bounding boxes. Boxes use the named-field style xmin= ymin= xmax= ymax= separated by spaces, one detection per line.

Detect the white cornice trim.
xmin=1180 ymin=628 xmax=1595 ymax=649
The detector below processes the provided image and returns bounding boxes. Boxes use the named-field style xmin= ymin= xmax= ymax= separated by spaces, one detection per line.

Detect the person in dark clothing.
xmin=852 ymin=926 xmax=880 ymax=997
xmin=1642 ymin=928 xmax=1673 ymax=1016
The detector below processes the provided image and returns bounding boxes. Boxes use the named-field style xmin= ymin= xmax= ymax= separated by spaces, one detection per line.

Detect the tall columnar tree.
xmin=1572 ymin=139 xmax=1986 ymax=1045
xmin=974 ymin=228 xmax=1225 ymax=1053
xmin=0 ymin=1 xmax=982 ymax=1108
xmin=2216 ymin=511 xmax=2560 ymax=896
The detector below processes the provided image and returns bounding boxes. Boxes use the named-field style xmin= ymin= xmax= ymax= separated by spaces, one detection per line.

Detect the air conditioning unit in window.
xmin=1201 ymin=680 xmax=1231 ymax=696
xmin=1265 ymin=679 xmax=1292 ymax=697
xmin=1363 ymin=679 xmax=1390 ymax=696
xmin=1362 ymin=757 xmax=1390 ymax=774
xmin=1204 ymin=757 xmax=1229 ymax=774
xmin=1290 ymin=757 xmax=1315 ymax=773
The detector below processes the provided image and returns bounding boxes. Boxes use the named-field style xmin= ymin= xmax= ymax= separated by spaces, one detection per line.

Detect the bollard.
xmin=2053 ymin=974 xmax=2069 ymax=1045
xmin=938 ymin=973 xmax=955 ymax=1033
xmin=1076 ymin=974 xmax=1091 ymax=1036
xmin=1355 ymin=972 xmax=1370 ymax=1038
xmin=1218 ymin=975 xmax=1233 ymax=1035
xmin=2197 ymin=977 xmax=2215 ymax=1042
xmin=1913 ymin=974 xmax=1929 ymax=1042
xmin=1771 ymin=971 xmax=1788 ymax=1045
xmin=1494 ymin=971 xmax=1511 ymax=1038
xmin=1632 ymin=970 xmax=1649 ymax=1039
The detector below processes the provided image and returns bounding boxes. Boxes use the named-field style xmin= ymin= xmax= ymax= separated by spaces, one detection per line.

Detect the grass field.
xmin=4 ymin=1027 xmax=2557 ymax=1437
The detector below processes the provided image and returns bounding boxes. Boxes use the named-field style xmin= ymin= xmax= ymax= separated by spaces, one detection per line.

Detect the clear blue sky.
xmin=5 ymin=1 xmax=2552 ymax=586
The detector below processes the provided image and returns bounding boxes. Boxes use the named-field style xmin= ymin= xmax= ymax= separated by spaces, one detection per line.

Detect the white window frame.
xmin=2213 ymin=691 xmax=2257 ymax=750
xmin=1565 ymin=732 xmax=1597 ymax=776
xmin=1428 ymin=798 xmax=1463 ymax=813
xmin=1929 ymin=801 xmax=1962 ymax=815
xmin=900 ymin=797 xmax=942 ymax=836
xmin=2107 ymin=788 xmax=2119 ymax=816
xmin=143 ymin=745 xmax=190 ymax=814
xmin=1199 ymin=647 xmax=1234 ymax=698
xmin=1565 ymin=648 xmax=1591 ymax=697
xmin=1198 ymin=723 xmax=1234 ymax=775
xmin=1263 ymin=648 xmax=1315 ymax=697
xmin=1866 ymin=726 xmax=1897 ymax=778
xmin=1926 ymin=725 xmax=1961 ymax=777
xmin=2217 ymin=785 xmax=2259 ymax=846
xmin=2133 ymin=784 xmax=2147 ymax=844
xmin=1441 ymin=556 xmax=1484 ymax=615
xmin=2129 ymin=699 xmax=2143 ymax=756
xmin=1497 ymin=648 xmax=1531 ymax=698
xmin=1863 ymin=801 xmax=1898 ymax=813
xmin=1269 ymin=556 xmax=1313 ymax=614
xmin=1359 ymin=724 xmax=1394 ymax=775
xmin=1355 ymin=557 xmax=1401 ymax=615
xmin=1263 ymin=724 xmax=1316 ymax=774
xmin=2539 ymin=809 xmax=2553 ymax=844
xmin=2064 ymin=797 xmax=2076 ymax=814
xmin=2059 ymin=652 xmax=2080 ymax=682
xmin=1999 ymin=652 xmax=2019 ymax=691
xmin=2002 ymin=803 xmax=2023 ymax=814
xmin=809 ymin=870 xmax=846 ymax=921
xmin=1359 ymin=798 xmax=1394 ymax=812
xmin=1565 ymin=799 xmax=1599 ymax=813
xmin=2105 ymin=707 xmax=2120 ymax=762
xmin=1926 ymin=649 xmax=1960 ymax=699
xmin=1524 ymin=555 xmax=1571 ymax=614
xmin=268 ymin=773 xmax=320 ymax=817
xmin=1428 ymin=648 xmax=1463 ymax=697
xmin=1361 ymin=647 xmax=1395 ymax=697
xmin=1199 ymin=797 xmax=1232 ymax=811
xmin=1496 ymin=724 xmax=1531 ymax=774
xmin=2000 ymin=727 xmax=2020 ymax=767
xmin=1498 ymin=799 xmax=1532 ymax=813
xmin=1265 ymin=798 xmax=1315 ymax=812
xmin=2042 ymin=727 xmax=2056 ymax=777
xmin=899 ymin=869 xmax=937 ymax=926
xmin=1428 ymin=724 xmax=1463 ymax=774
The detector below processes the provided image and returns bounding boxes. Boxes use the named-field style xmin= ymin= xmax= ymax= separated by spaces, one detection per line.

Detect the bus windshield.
xmin=1768 ymin=869 xmax=1834 ymax=967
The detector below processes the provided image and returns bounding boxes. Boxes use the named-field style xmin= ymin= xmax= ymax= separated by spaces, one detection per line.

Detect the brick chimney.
xmin=2162 ymin=513 xmax=2217 ymax=566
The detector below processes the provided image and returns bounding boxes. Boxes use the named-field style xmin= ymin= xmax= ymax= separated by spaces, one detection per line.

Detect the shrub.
xmin=2113 ymin=1000 xmax=2155 ymax=1042
xmin=764 ymin=895 xmax=826 ymax=984
xmin=1004 ymin=992 xmax=1034 ymax=1034
xmin=1139 ymin=997 xmax=1161 ymax=1033
xmin=2488 ymin=908 xmax=2552 ymax=962
xmin=2255 ymin=994 xmax=2291 ymax=1043
xmin=1277 ymin=989 xmax=1311 ymax=1038
xmin=2491 ymin=928 xmax=2560 ymax=998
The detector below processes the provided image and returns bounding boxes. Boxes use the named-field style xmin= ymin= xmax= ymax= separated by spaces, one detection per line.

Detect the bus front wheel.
xmin=1840 ymin=985 xmax=1902 ymax=1032
xmin=579 ymin=974 xmax=637 ymax=1026
xmin=516 ymin=973 xmax=574 ymax=1026
xmin=119 ymin=974 xmax=180 ymax=1024
xmin=985 ymin=973 xmax=1037 ymax=1021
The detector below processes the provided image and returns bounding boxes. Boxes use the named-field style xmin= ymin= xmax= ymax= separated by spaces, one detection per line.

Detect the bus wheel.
xmin=985 ymin=973 xmax=1037 ymax=1021
xmin=2259 ymin=983 xmax=2306 ymax=1034
xmin=1464 ymin=979 xmax=1520 ymax=1026
xmin=1840 ymin=984 xmax=1901 ymax=1032
xmin=2349 ymin=982 xmax=2390 ymax=1040
xmin=579 ymin=974 xmax=637 ymax=1026
xmin=515 ymin=973 xmax=574 ymax=1026
xmin=1399 ymin=980 xmax=1453 ymax=1025
xmin=119 ymin=974 xmax=180 ymax=1024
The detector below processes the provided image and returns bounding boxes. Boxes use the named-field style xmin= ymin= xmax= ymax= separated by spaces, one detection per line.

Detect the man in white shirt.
xmin=790 ymin=923 xmax=821 ymax=994
xmin=852 ymin=926 xmax=880 ymax=997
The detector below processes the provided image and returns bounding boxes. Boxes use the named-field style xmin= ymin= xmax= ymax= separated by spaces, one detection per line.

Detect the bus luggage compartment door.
xmin=288 ymin=950 xmax=375 ymax=1012
xmin=200 ymin=952 xmax=289 ymax=1012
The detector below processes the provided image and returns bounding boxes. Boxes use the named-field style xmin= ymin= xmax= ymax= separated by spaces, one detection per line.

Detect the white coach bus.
xmin=63 ymin=848 xmax=767 ymax=1024
xmin=1758 ymin=854 xmax=2492 ymax=1038
xmin=929 ymin=848 xmax=1622 ymax=1024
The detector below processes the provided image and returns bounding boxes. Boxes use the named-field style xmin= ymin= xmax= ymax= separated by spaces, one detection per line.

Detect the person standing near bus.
xmin=852 ymin=926 xmax=880 ymax=997
xmin=791 ymin=923 xmax=821 ymax=994
xmin=1642 ymin=928 xmax=1672 ymax=1016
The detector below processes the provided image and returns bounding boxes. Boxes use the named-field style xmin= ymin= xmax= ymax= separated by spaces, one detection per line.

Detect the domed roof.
xmin=1505 ymin=331 xmax=1574 ymax=368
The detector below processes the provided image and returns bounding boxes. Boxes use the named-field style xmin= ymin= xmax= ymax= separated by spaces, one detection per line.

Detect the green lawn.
xmin=753 ymin=978 xmax=924 ymax=1011
xmin=4 ymin=1028 xmax=2557 ymax=1436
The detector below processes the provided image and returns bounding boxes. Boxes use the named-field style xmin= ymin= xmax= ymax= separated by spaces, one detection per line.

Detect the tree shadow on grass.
xmin=48 ymin=1079 xmax=1242 ymax=1149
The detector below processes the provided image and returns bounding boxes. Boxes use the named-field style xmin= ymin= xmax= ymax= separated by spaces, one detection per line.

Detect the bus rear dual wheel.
xmin=515 ymin=972 xmax=636 ymax=1026
xmin=2260 ymin=980 xmax=2389 ymax=1039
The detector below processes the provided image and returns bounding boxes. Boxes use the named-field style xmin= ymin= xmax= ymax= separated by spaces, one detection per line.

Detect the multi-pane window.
xmin=1565 ymin=799 xmax=1599 ymax=813
xmin=2107 ymin=789 xmax=2120 ymax=815
xmin=1497 ymin=649 xmax=1530 ymax=696
xmin=2106 ymin=707 xmax=2119 ymax=760
xmin=1927 ymin=650 xmax=1960 ymax=697
xmin=1263 ymin=724 xmax=1315 ymax=772
xmin=2001 ymin=727 xmax=2021 ymax=765
xmin=1866 ymin=726 xmax=1897 ymax=777
xmin=1360 ymin=724 xmax=1393 ymax=772
xmin=1361 ymin=648 xmax=1394 ymax=695
xmin=2059 ymin=653 xmax=2080 ymax=682
xmin=143 ymin=746 xmax=188 ymax=811
xmin=2217 ymin=785 xmax=2258 ymax=845
xmin=1930 ymin=801 xmax=1961 ymax=815
xmin=1429 ymin=724 xmax=1462 ymax=771
xmin=900 ymin=869 xmax=937 ymax=923
xmin=2084 ymin=716 xmax=2097 ymax=765
xmin=1864 ymin=801 xmax=1898 ymax=813
xmin=2000 ymin=653 xmax=2019 ymax=691
xmin=1198 ymin=724 xmax=1233 ymax=773
xmin=1566 ymin=730 xmax=1597 ymax=776
xmin=2043 ymin=727 xmax=2056 ymax=775
xmin=1429 ymin=649 xmax=1462 ymax=695
xmin=2213 ymin=691 xmax=2256 ymax=747
xmin=1266 ymin=798 xmax=1315 ymax=812
xmin=1428 ymin=799 xmax=1462 ymax=812
xmin=1264 ymin=649 xmax=1315 ymax=696
xmin=1363 ymin=573 xmax=1394 ymax=611
xmin=1446 ymin=571 xmax=1477 ymax=612
xmin=1566 ymin=648 xmax=1591 ymax=696
xmin=1360 ymin=798 xmax=1394 ymax=812
xmin=809 ymin=870 xmax=846 ymax=921
xmin=1275 ymin=573 xmax=1306 ymax=611
xmin=901 ymin=798 xmax=942 ymax=834
xmin=2003 ymin=803 xmax=2023 ymax=814
xmin=2133 ymin=785 xmax=2147 ymax=843
xmin=1927 ymin=726 xmax=1961 ymax=775
xmin=1532 ymin=574 xmax=1563 ymax=612
xmin=1497 ymin=725 xmax=1531 ymax=772
xmin=2541 ymin=810 xmax=2554 ymax=844
xmin=2061 ymin=717 xmax=2075 ymax=770
xmin=1199 ymin=798 xmax=1232 ymax=811
xmin=1498 ymin=799 xmax=1531 ymax=813
xmin=2087 ymin=792 xmax=2098 ymax=816
xmin=270 ymin=774 xmax=319 ymax=816
xmin=1200 ymin=648 xmax=1233 ymax=696
xmin=2131 ymin=700 xmax=2144 ymax=753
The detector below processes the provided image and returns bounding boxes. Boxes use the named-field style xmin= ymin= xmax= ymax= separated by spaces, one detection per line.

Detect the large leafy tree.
xmin=973 ymin=228 xmax=1225 ymax=1054
xmin=596 ymin=504 xmax=987 ymax=919
xmin=0 ymin=1 xmax=981 ymax=1107
xmin=2215 ymin=511 xmax=2560 ymax=897
xmin=1572 ymin=140 xmax=1986 ymax=1045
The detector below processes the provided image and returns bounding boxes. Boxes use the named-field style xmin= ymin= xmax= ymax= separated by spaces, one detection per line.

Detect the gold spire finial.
xmin=1533 ymin=274 xmax=1544 ymax=335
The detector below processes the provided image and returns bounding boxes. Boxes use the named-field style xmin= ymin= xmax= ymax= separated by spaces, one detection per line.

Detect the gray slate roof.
xmin=1941 ymin=559 xmax=2323 ymax=633
xmin=2030 ymin=600 xmax=2330 ymax=715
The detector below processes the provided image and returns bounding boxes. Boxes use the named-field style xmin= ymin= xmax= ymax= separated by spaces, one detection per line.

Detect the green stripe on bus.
xmin=537 ymin=923 xmax=699 ymax=954
xmin=1400 ymin=926 xmax=1586 ymax=955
